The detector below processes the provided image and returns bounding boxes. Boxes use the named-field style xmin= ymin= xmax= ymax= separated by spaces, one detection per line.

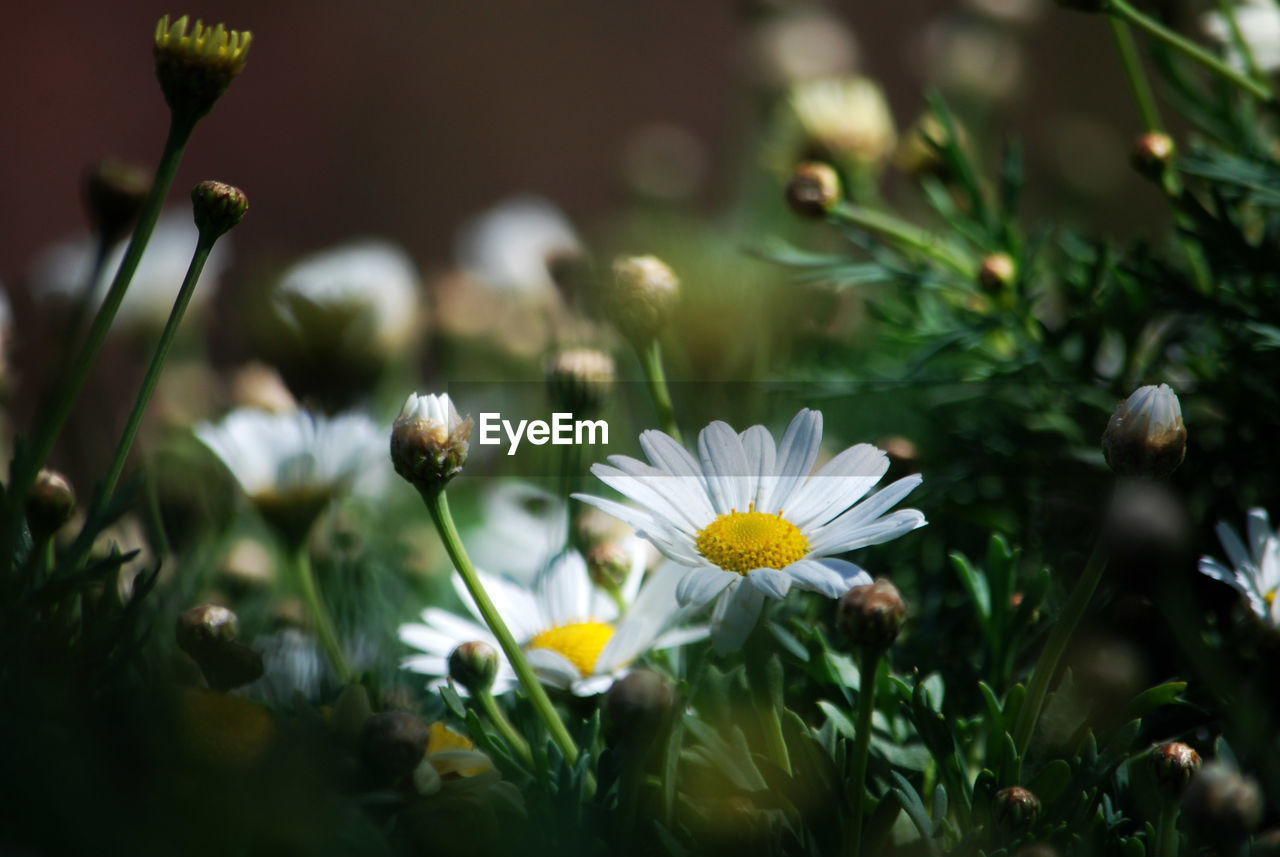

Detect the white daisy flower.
xmin=30 ymin=210 xmax=230 ymax=330
xmin=573 ymin=409 xmax=926 ymax=653
xmin=1199 ymin=508 xmax=1280 ymax=625
xmin=454 ymin=194 xmax=580 ymax=295
xmin=1203 ymin=0 xmax=1280 ymax=73
xmin=195 ymin=408 xmax=388 ymax=538
xmin=467 ymin=483 xmax=569 ymax=584
xmin=272 ymin=239 xmax=420 ymax=358
xmin=400 ymin=545 xmax=707 ymax=696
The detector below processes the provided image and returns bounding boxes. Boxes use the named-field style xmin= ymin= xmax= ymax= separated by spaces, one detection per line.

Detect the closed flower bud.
xmin=994 ymin=785 xmax=1042 ymax=831
xmin=153 ymin=15 xmax=252 ymax=122
xmin=391 ymin=393 xmax=473 ymax=493
xmin=586 ymin=541 xmax=631 ymax=591
xmin=448 ymin=641 xmax=499 ymax=694
xmin=1102 ymin=384 xmax=1186 ymax=479
xmin=1151 ymin=741 xmax=1202 ymax=797
xmin=604 ymin=669 xmax=675 ymax=747
xmin=191 ymin=180 xmax=247 ymax=240
xmin=176 ymin=604 xmax=264 ymax=690
xmin=546 ymin=347 xmax=615 ymax=415
xmin=978 ymin=252 xmax=1017 ymax=293
xmin=607 ymin=255 xmax=680 ymax=343
xmin=1181 ymin=761 xmax=1263 ymax=845
xmin=83 ymin=158 xmax=150 ymax=243
xmin=837 ymin=579 xmax=906 ymax=650
xmin=1131 ymin=132 xmax=1176 ymax=182
xmin=786 ymin=161 xmax=842 ymax=218
xmin=361 ymin=711 xmax=431 ymax=782
xmin=26 ymin=469 xmax=76 ymax=537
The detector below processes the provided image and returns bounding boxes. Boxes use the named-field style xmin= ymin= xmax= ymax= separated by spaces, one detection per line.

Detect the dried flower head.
xmin=154 ymin=15 xmax=252 ymax=121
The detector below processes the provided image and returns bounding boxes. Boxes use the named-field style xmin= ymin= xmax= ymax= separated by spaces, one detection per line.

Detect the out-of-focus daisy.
xmin=1199 ymin=508 xmax=1280 ymax=625
xmin=412 ymin=721 xmax=498 ymax=796
xmin=467 ymin=482 xmax=568 ymax=585
xmin=1203 ymin=0 xmax=1280 ymax=73
xmin=271 ymin=240 xmax=420 ymax=360
xmin=194 ymin=408 xmax=387 ymax=541
xmin=454 ymin=194 xmax=581 ymax=295
xmin=769 ymin=76 xmax=897 ymax=177
xmin=400 ymin=547 xmax=706 ymax=696
xmin=573 ymin=409 xmax=926 ymax=653
xmin=30 ymin=210 xmax=230 ymax=331
xmin=744 ymin=6 xmax=859 ymax=90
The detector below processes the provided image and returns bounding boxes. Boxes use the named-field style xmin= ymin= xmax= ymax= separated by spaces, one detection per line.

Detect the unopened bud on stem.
xmin=1151 ymin=741 xmax=1202 ymax=797
xmin=978 ymin=253 xmax=1017 ymax=293
xmin=153 ymin=15 xmax=252 ymax=123
xmin=390 ymin=393 xmax=473 ymax=493
xmin=192 ymin=180 xmax=248 ymax=241
xmin=448 ymin=640 xmax=499 ymax=694
xmin=607 ymin=255 xmax=680 ymax=343
xmin=1102 ymin=384 xmax=1186 ymax=479
xmin=605 ymin=669 xmax=675 ymax=747
xmin=994 ymin=785 xmax=1042 ymax=831
xmin=83 ymin=159 xmax=150 ymax=243
xmin=176 ymin=604 xmax=264 ymax=690
xmin=26 ymin=469 xmax=76 ymax=537
xmin=837 ymin=579 xmax=906 ymax=650
xmin=1131 ymin=132 xmax=1175 ymax=182
xmin=786 ymin=161 xmax=842 ymax=218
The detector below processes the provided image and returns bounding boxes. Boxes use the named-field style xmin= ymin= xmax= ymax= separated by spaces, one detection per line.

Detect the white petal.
xmin=782 ymin=558 xmax=858 ymax=598
xmin=785 ymin=444 xmax=888 ymax=529
xmin=453 ymin=570 xmax=543 ymax=643
xmin=739 ymin=425 xmax=777 ymax=511
xmin=747 ymin=567 xmax=793 ymax=599
xmin=765 ymin=409 xmax=823 ymax=513
xmin=573 ymin=489 xmax=657 ymax=534
xmin=653 ymin=625 xmax=711 ymax=648
xmin=571 ymin=674 xmax=617 ymax=697
xmin=592 ymin=463 xmax=703 ymax=533
xmin=810 ymin=507 xmax=926 ymax=554
xmin=1216 ymin=520 xmax=1252 ymax=573
xmin=538 ymin=550 xmax=597 ymax=626
xmin=400 ymin=654 xmax=449 ymax=675
xmin=1246 ymin=508 xmax=1273 ymax=566
xmin=698 ymin=421 xmax=751 ymax=514
xmin=711 ymin=581 xmax=765 ymax=654
xmin=676 ymin=566 xmax=740 ymax=609
xmin=1198 ymin=556 xmax=1247 ymax=592
xmin=598 ymin=562 xmax=695 ymax=670
xmin=525 ymin=647 xmax=580 ymax=688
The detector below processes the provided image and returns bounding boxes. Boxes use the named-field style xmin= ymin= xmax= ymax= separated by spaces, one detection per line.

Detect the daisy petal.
xmin=785 ymin=443 xmax=888 ymax=529
xmin=676 ymin=566 xmax=740 ymax=609
xmin=748 ymin=566 xmax=793 ymax=599
xmin=525 ymin=648 xmax=581 ymax=689
xmin=539 ymin=550 xmax=597 ymax=626
xmin=810 ymin=508 xmax=927 ymax=554
xmin=699 ymin=421 xmax=751 ymax=514
xmin=740 ymin=425 xmax=777 ymax=511
xmin=764 ymin=409 xmax=822 ymax=513
xmin=783 ymin=558 xmax=857 ymax=598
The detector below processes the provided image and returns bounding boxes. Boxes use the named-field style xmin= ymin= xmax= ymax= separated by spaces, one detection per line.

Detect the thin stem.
xmin=848 ymin=650 xmax=881 ymax=857
xmin=1108 ymin=0 xmax=1273 ymax=103
xmin=476 ymin=686 xmax=533 ymax=765
xmin=638 ymin=339 xmax=681 ymax=443
xmin=1157 ymin=799 xmax=1179 ymax=857
xmin=1109 ymin=18 xmax=1165 ymax=132
xmin=1214 ymin=0 xmax=1264 ymax=83
xmin=424 ymin=489 xmax=580 ymax=766
xmin=291 ymin=546 xmax=351 ymax=683
xmin=831 ymin=202 xmax=975 ymax=276
xmin=4 ymin=115 xmax=195 ymax=545
xmin=93 ymin=234 xmax=215 ymax=515
xmin=1011 ymin=536 xmax=1109 ymax=757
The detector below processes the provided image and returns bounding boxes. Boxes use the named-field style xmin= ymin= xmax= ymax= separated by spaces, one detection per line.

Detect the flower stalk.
xmin=291 ymin=546 xmax=351 ymax=683
xmin=848 ymin=649 xmax=880 ymax=857
xmin=1108 ymin=18 xmax=1164 ymax=133
xmin=638 ymin=338 xmax=682 ymax=444
xmin=831 ymin=202 xmax=975 ymax=276
xmin=474 ymin=685 xmax=533 ymax=765
xmin=422 ymin=488 xmax=581 ymax=766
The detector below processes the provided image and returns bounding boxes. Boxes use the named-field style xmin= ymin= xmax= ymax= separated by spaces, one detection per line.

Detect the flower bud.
xmin=546 ymin=348 xmax=615 ymax=415
xmin=978 ymin=252 xmax=1017 ymax=294
xmin=1151 ymin=741 xmax=1202 ymax=797
xmin=26 ymin=469 xmax=76 ymax=537
xmin=837 ymin=579 xmax=906 ymax=650
xmin=191 ymin=180 xmax=248 ymax=241
xmin=586 ymin=541 xmax=632 ymax=591
xmin=607 ymin=255 xmax=680 ymax=343
xmin=604 ymin=669 xmax=675 ymax=747
xmin=153 ymin=15 xmax=252 ymax=122
xmin=1102 ymin=384 xmax=1186 ymax=479
xmin=175 ymin=604 xmax=265 ymax=690
xmin=1181 ymin=761 xmax=1263 ymax=846
xmin=1131 ymin=132 xmax=1176 ymax=183
xmin=361 ymin=711 xmax=431 ymax=782
xmin=390 ymin=393 xmax=473 ymax=493
xmin=994 ymin=785 xmax=1042 ymax=831
xmin=785 ymin=161 xmax=842 ymax=218
xmin=83 ymin=158 xmax=150 ymax=243
xmin=447 ymin=641 xmax=499 ymax=694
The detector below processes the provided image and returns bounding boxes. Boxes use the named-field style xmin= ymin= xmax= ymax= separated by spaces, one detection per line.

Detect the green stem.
xmin=424 ymin=489 xmax=580 ymax=766
xmin=1109 ymin=18 xmax=1165 ymax=132
xmin=1157 ymin=800 xmax=1179 ymax=857
xmin=476 ymin=686 xmax=533 ymax=765
xmin=831 ymin=202 xmax=975 ymax=276
xmin=1011 ymin=536 xmax=1109 ymax=758
xmin=291 ymin=546 xmax=351 ymax=683
xmin=4 ymin=115 xmax=195 ymax=545
xmin=638 ymin=339 xmax=681 ymax=443
xmin=93 ymin=234 xmax=216 ymax=515
xmin=1214 ymin=0 xmax=1264 ymax=83
xmin=848 ymin=650 xmax=881 ymax=857
xmin=1108 ymin=0 xmax=1273 ymax=103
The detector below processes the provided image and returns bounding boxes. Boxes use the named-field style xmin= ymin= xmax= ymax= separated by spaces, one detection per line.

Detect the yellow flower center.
xmin=1267 ymin=590 xmax=1276 ymax=608
xmin=695 ymin=506 xmax=810 ymax=575
xmin=426 ymin=721 xmax=475 ymax=754
xmin=528 ymin=621 xmax=615 ymax=677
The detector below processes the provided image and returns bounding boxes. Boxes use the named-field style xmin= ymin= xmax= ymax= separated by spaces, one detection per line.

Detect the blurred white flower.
xmin=467 ymin=483 xmax=569 ymax=584
xmin=30 ymin=210 xmax=230 ymax=330
xmin=575 ymin=409 xmax=926 ymax=653
xmin=772 ymin=76 xmax=897 ymax=175
xmin=454 ymin=195 xmax=580 ymax=295
xmin=272 ymin=240 xmax=420 ymax=358
xmin=1199 ymin=508 xmax=1280 ymax=625
xmin=400 ymin=546 xmax=706 ymax=696
xmin=745 ymin=7 xmax=859 ymax=89
xmin=1203 ymin=0 xmax=1280 ymax=72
